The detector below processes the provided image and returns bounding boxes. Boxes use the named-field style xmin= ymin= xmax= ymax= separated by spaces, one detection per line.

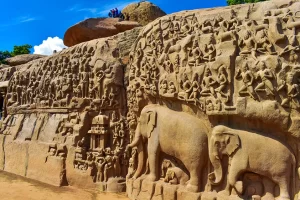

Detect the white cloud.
xmin=18 ymin=16 xmax=37 ymax=23
xmin=33 ymin=37 xmax=67 ymax=55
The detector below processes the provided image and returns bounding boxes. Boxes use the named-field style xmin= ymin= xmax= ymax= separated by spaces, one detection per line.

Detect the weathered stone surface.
xmin=4 ymin=139 xmax=28 ymax=176
xmin=2 ymin=0 xmax=300 ymax=199
xmin=0 ymin=25 xmax=140 ymax=190
xmin=26 ymin=142 xmax=65 ymax=186
xmin=63 ymin=17 xmax=141 ymax=47
xmin=125 ymin=0 xmax=300 ymax=199
xmin=122 ymin=1 xmax=166 ymax=26
xmin=5 ymin=54 xmax=46 ymax=66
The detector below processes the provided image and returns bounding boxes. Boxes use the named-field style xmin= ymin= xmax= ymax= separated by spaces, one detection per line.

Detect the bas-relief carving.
xmin=126 ymin=1 xmax=300 ymax=200
xmin=0 ymin=37 xmax=131 ymax=189
xmin=1 ymin=1 xmax=300 ymax=199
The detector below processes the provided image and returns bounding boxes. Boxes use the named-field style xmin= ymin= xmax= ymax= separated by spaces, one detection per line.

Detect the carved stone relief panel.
xmin=126 ymin=1 xmax=300 ymax=200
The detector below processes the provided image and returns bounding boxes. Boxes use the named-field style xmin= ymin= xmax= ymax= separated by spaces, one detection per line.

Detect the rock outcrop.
xmin=63 ymin=17 xmax=141 ymax=47
xmin=0 ymin=27 xmax=141 ymax=188
xmin=2 ymin=0 xmax=300 ymax=200
xmin=122 ymin=1 xmax=166 ymax=26
xmin=5 ymin=54 xmax=46 ymax=66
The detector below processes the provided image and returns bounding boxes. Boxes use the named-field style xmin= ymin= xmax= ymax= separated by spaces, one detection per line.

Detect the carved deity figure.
xmin=188 ymin=39 xmax=202 ymax=67
xmin=256 ymin=30 xmax=276 ymax=55
xmin=235 ymin=62 xmax=257 ymax=100
xmin=201 ymin=67 xmax=217 ymax=97
xmin=80 ymin=64 xmax=90 ymax=98
xmin=215 ymin=65 xmax=229 ymax=101
xmin=255 ymin=61 xmax=275 ymax=96
xmin=240 ymin=30 xmax=257 ymax=60
xmin=97 ymin=157 xmax=105 ymax=182
xmin=203 ymin=36 xmax=216 ymax=62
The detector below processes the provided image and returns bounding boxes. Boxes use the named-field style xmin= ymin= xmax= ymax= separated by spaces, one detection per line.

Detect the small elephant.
xmin=208 ymin=125 xmax=295 ymax=200
xmin=164 ymin=167 xmax=189 ymax=185
xmin=127 ymin=104 xmax=209 ymax=192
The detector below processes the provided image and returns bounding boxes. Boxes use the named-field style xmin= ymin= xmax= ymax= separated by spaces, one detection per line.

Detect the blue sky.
xmin=0 ymin=0 xmax=227 ymax=54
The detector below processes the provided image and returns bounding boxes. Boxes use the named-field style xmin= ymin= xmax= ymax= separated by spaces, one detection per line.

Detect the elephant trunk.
xmin=209 ymin=142 xmax=223 ymax=185
xmin=128 ymin=124 xmax=142 ymax=148
xmin=133 ymin=141 xmax=145 ymax=179
xmin=127 ymin=124 xmax=146 ymax=179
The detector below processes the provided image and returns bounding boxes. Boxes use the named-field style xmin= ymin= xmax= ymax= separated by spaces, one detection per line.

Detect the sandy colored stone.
xmin=122 ymin=1 xmax=166 ymax=26
xmin=0 ymin=171 xmax=129 ymax=200
xmin=2 ymin=0 xmax=300 ymax=200
xmin=26 ymin=142 xmax=66 ymax=186
xmin=3 ymin=140 xmax=28 ymax=176
xmin=5 ymin=54 xmax=46 ymax=66
xmin=64 ymin=17 xmax=141 ymax=46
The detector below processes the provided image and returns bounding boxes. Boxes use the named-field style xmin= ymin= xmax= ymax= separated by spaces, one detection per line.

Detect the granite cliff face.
xmin=1 ymin=0 xmax=300 ymax=200
xmin=122 ymin=1 xmax=166 ymax=26
xmin=63 ymin=1 xmax=165 ymax=47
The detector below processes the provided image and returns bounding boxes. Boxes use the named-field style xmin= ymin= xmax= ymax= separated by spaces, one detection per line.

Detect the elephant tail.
xmin=133 ymin=139 xmax=146 ymax=179
xmin=291 ymin=154 xmax=297 ymax=199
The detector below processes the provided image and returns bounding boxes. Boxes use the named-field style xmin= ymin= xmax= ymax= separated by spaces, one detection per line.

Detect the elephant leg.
xmin=186 ymin=164 xmax=201 ymax=192
xmin=220 ymin=164 xmax=241 ymax=196
xmin=261 ymin=177 xmax=275 ymax=200
xmin=276 ymin=177 xmax=290 ymax=200
xmin=146 ymin=141 xmax=159 ymax=181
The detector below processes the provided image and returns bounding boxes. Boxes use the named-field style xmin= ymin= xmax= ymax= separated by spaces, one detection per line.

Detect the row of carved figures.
xmin=6 ymin=59 xmax=122 ymax=109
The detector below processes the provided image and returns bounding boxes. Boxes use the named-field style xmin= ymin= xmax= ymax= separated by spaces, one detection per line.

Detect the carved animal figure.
xmin=209 ymin=125 xmax=295 ymax=200
xmin=127 ymin=104 xmax=209 ymax=192
xmin=164 ymin=167 xmax=189 ymax=185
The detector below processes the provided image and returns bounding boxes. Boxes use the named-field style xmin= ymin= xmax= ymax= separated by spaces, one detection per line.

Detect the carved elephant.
xmin=164 ymin=167 xmax=189 ymax=185
xmin=209 ymin=125 xmax=295 ymax=200
xmin=127 ymin=104 xmax=209 ymax=192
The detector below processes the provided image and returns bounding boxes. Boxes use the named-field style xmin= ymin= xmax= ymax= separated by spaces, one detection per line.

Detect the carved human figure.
xmin=188 ymin=39 xmax=202 ymax=67
xmin=97 ymin=157 xmax=105 ymax=182
xmin=168 ymin=81 xmax=177 ymax=95
xmin=104 ymin=155 xmax=113 ymax=182
xmin=113 ymin=151 xmax=121 ymax=177
xmin=159 ymin=79 xmax=168 ymax=95
xmin=255 ymin=61 xmax=275 ymax=96
xmin=203 ymin=35 xmax=216 ymax=62
xmin=235 ymin=62 xmax=257 ymax=100
xmin=201 ymin=67 xmax=216 ymax=97
xmin=256 ymin=30 xmax=275 ymax=55
xmin=174 ymin=54 xmax=180 ymax=74
xmin=239 ymin=30 xmax=257 ymax=60
xmin=126 ymin=158 xmax=136 ymax=179
xmin=80 ymin=63 xmax=90 ymax=98
xmin=162 ymin=54 xmax=173 ymax=73
xmin=189 ymin=73 xmax=200 ymax=104
xmin=215 ymin=65 xmax=229 ymax=101
xmin=281 ymin=71 xmax=300 ymax=107
xmin=179 ymin=73 xmax=192 ymax=100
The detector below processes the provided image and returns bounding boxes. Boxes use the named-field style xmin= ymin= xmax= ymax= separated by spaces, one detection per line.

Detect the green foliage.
xmin=227 ymin=0 xmax=267 ymax=6
xmin=10 ymin=44 xmax=32 ymax=57
xmin=0 ymin=51 xmax=11 ymax=64
xmin=0 ymin=44 xmax=32 ymax=64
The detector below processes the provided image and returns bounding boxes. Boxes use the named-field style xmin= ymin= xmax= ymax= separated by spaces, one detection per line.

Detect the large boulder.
xmin=5 ymin=54 xmax=46 ymax=66
xmin=122 ymin=1 xmax=166 ymax=26
xmin=63 ymin=17 xmax=141 ymax=47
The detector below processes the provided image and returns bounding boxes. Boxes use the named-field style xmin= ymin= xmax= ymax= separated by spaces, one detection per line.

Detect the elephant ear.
xmin=225 ymin=133 xmax=240 ymax=156
xmin=146 ymin=111 xmax=157 ymax=138
xmin=171 ymin=170 xmax=176 ymax=180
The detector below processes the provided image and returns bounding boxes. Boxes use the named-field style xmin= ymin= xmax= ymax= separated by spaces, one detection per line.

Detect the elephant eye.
xmin=215 ymin=141 xmax=220 ymax=147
